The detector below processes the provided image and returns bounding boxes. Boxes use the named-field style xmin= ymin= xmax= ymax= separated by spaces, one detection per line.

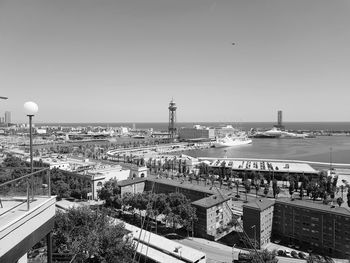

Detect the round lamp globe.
xmin=24 ymin=101 xmax=39 ymax=116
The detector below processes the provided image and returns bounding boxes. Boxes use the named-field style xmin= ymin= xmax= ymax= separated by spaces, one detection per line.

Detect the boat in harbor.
xmin=250 ymin=127 xmax=313 ymax=139
xmin=213 ymin=134 xmax=252 ymax=148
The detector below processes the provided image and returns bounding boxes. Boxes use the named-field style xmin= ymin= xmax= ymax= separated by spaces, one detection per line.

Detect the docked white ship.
xmin=213 ymin=134 xmax=252 ymax=148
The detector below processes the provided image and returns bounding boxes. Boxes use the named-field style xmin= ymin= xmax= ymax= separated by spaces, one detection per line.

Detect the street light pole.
xmin=24 ymin=101 xmax=38 ymax=209
xmin=330 ymin=147 xmax=333 ymax=172
xmin=251 ymin=225 xmax=257 ymax=249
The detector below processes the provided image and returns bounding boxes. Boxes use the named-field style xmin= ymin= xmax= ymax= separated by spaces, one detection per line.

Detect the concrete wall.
xmin=243 ymin=206 xmax=261 ymax=248
xmin=260 ymin=205 xmax=274 ymax=247
xmin=120 ymin=182 xmax=146 ymax=196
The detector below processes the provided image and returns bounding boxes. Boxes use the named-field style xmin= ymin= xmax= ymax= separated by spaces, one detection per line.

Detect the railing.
xmin=0 ymin=167 xmax=51 ymax=211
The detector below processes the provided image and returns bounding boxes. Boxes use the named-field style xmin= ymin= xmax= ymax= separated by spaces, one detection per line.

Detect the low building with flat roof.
xmin=89 ymin=165 xmax=131 ymax=199
xmin=178 ymin=126 xmax=215 ymax=141
xmin=200 ymin=158 xmax=320 ymax=181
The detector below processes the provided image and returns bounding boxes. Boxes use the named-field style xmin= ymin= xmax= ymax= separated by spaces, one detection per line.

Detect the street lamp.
xmin=24 ymin=101 xmax=38 ymax=209
xmin=251 ymin=225 xmax=257 ymax=249
xmin=330 ymin=147 xmax=333 ymax=172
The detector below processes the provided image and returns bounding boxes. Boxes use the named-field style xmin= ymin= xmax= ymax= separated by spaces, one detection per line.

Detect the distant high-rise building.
xmin=274 ymin=110 xmax=284 ymax=130
xmin=168 ymin=99 xmax=177 ymax=139
xmin=4 ymin=111 xmax=11 ymax=124
xmin=277 ymin=110 xmax=282 ymax=126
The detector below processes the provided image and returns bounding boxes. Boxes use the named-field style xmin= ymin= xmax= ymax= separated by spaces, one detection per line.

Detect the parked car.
xmin=291 ymin=251 xmax=299 ymax=258
xmin=323 ymin=256 xmax=335 ymax=263
xmin=285 ymin=250 xmax=291 ymax=257
xmin=298 ymin=252 xmax=307 ymax=259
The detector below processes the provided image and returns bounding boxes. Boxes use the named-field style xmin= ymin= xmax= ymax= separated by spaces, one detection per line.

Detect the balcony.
xmin=0 ymin=168 xmax=56 ymax=263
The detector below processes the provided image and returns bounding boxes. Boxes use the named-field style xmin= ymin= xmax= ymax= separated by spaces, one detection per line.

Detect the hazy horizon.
xmin=1 ymin=0 xmax=350 ymax=123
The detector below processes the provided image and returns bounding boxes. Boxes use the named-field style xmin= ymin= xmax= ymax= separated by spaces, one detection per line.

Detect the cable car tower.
xmin=168 ymin=99 xmax=177 ymax=140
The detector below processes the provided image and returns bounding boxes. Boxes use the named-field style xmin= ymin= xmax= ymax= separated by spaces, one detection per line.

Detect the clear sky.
xmin=1 ymin=0 xmax=350 ymax=123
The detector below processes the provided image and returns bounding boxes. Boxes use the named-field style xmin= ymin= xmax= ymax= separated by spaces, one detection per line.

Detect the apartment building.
xmin=243 ymin=198 xmax=275 ymax=249
xmin=272 ymin=198 xmax=350 ymax=258
xmin=192 ymin=194 xmax=234 ymax=240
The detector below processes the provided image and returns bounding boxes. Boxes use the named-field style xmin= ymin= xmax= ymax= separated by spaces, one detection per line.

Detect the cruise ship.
xmin=250 ymin=127 xmax=312 ymax=139
xmin=213 ymin=134 xmax=252 ymax=148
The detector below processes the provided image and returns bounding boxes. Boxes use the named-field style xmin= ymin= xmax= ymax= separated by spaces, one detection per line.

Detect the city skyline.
xmin=1 ymin=0 xmax=350 ymax=123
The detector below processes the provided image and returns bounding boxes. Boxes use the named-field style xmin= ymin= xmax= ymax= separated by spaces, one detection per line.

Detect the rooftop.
xmin=199 ymin=158 xmax=319 ymax=174
xmin=242 ymin=198 xmax=275 ymax=211
xmin=0 ymin=196 xmax=56 ymax=238
xmin=192 ymin=194 xmax=232 ymax=208
xmin=276 ymin=198 xmax=350 ymax=217
xmin=118 ymin=177 xmax=147 ymax=187
xmin=147 ymin=177 xmax=214 ymax=195
xmin=114 ymin=218 xmax=206 ymax=263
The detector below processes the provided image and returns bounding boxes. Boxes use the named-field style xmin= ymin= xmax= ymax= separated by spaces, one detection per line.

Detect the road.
xmin=174 ymin=237 xmax=308 ymax=263
xmin=176 ymin=237 xmax=233 ymax=263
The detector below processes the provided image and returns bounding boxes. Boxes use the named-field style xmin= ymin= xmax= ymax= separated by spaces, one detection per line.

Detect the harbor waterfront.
xmin=180 ymin=136 xmax=350 ymax=165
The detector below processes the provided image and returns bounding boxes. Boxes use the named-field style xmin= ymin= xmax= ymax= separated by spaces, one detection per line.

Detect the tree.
xmin=255 ymin=184 xmax=260 ymax=198
xmin=244 ymin=180 xmax=251 ymax=202
xmin=164 ymin=192 xmax=197 ymax=231
xmin=275 ymin=186 xmax=280 ymax=198
xmin=234 ymin=180 xmax=240 ymax=198
xmin=263 ymin=185 xmax=269 ymax=197
xmin=98 ymin=179 xmax=122 ymax=208
xmin=272 ymin=179 xmax=278 ymax=198
xmin=299 ymin=187 xmax=304 ymax=200
xmin=289 ymin=180 xmax=295 ymax=199
xmin=53 ymin=207 xmax=135 ymax=262
xmin=340 ymin=185 xmax=345 ymax=199
xmin=249 ymin=249 xmax=278 ymax=263
xmin=220 ymin=161 xmax=226 ymax=177
xmin=337 ymin=197 xmax=344 ymax=207
xmin=218 ymin=176 xmax=223 ymax=189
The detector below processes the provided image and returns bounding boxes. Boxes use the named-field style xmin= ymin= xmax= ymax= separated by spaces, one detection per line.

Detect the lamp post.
xmin=24 ymin=101 xmax=38 ymax=209
xmin=330 ymin=147 xmax=333 ymax=172
xmin=251 ymin=225 xmax=257 ymax=249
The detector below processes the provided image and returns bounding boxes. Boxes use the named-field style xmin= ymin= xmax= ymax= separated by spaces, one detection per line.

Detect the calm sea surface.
xmin=183 ymin=136 xmax=350 ymax=164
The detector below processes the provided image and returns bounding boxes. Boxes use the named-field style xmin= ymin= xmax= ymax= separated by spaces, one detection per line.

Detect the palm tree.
xmin=264 ymin=184 xmax=269 ymax=197
xmin=337 ymin=197 xmax=344 ymax=207
xmin=289 ymin=180 xmax=295 ymax=200
xmin=244 ymin=180 xmax=251 ymax=202
xmin=299 ymin=187 xmax=304 ymax=200
xmin=227 ymin=179 xmax=232 ymax=191
xmin=234 ymin=180 xmax=240 ymax=198
xmin=255 ymin=184 xmax=260 ymax=198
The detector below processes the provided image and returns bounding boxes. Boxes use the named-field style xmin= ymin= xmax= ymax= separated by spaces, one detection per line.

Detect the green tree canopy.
xmin=54 ymin=207 xmax=135 ymax=263
xmin=98 ymin=179 xmax=122 ymax=208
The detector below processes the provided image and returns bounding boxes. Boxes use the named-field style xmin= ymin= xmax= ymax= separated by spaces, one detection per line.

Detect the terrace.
xmin=0 ymin=168 xmax=56 ymax=262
